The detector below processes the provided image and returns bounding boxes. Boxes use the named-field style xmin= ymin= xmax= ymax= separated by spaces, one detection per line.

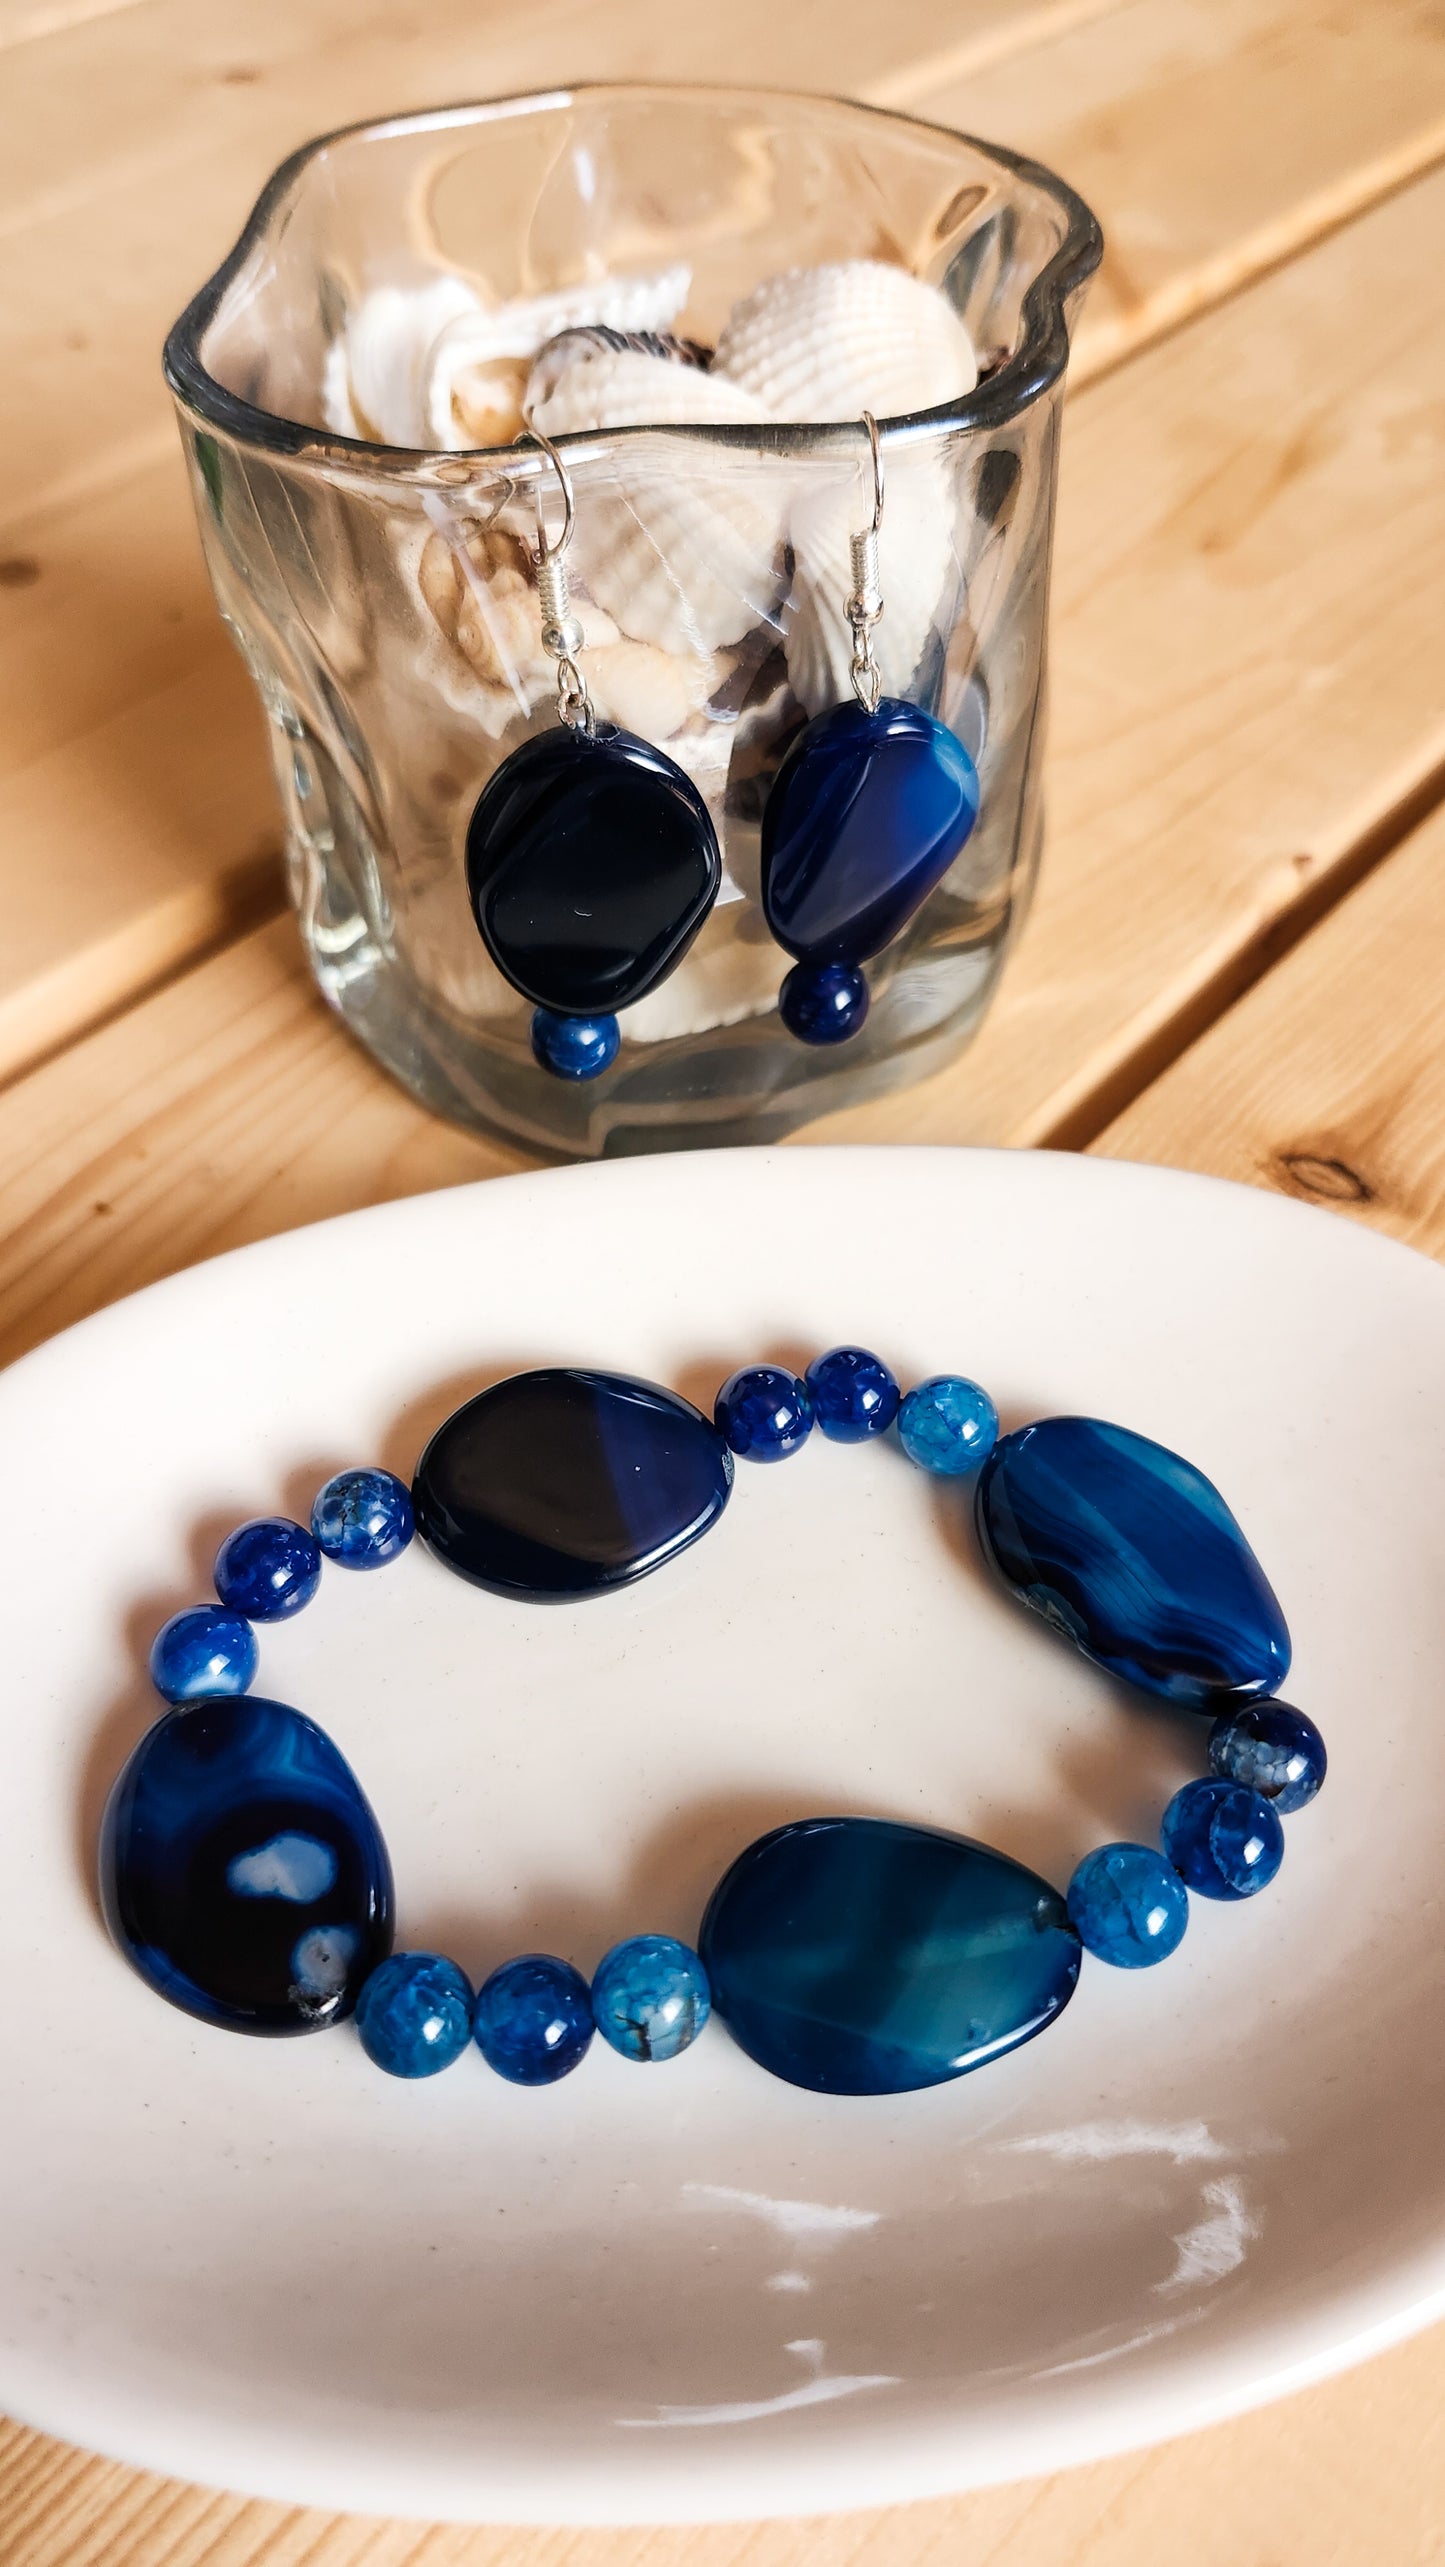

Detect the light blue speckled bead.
xmin=149 ymin=1604 xmax=258 ymax=1703
xmin=1208 ymin=1700 xmax=1326 ymax=1812
xmin=591 ymin=1934 xmax=711 ymax=2063
xmin=312 ymin=1466 xmax=415 ymax=1568
xmin=1066 ymin=1842 xmax=1189 ymax=1967
xmin=473 ymin=1953 xmax=593 ymax=2084
xmin=355 ymin=1950 xmax=474 ymax=2077
xmin=898 ymin=1375 xmax=999 ymax=1476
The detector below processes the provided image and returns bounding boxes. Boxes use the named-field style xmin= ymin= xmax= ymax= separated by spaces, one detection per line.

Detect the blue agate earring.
xmin=465 ymin=427 xmax=722 ymax=1081
xmin=763 ymin=415 xmax=981 ymax=1044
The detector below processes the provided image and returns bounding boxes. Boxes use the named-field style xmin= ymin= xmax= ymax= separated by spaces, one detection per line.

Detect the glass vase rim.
xmin=162 ymin=80 xmax=1103 ymax=484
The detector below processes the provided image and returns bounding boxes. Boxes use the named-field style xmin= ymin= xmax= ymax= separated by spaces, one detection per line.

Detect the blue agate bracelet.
xmin=102 ymin=1348 xmax=1326 ymax=2097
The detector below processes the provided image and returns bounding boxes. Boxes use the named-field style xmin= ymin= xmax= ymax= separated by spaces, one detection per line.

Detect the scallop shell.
xmin=527 ymin=347 xmax=786 ymax=654
xmin=587 ymin=638 xmax=719 ymax=740
xmin=423 ymin=266 xmax=692 ymax=449
xmin=714 ymin=260 xmax=976 ymax=421
xmin=328 ymin=277 xmax=481 ymax=446
xmin=783 ymin=452 xmax=958 ymax=717
xmin=619 ymin=905 xmax=783 ymax=1043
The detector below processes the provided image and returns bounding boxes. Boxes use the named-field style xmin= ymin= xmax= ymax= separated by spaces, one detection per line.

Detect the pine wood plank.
xmin=1091 ymin=798 xmax=1445 ymax=1254
xmin=3 ymin=0 xmax=1444 ymax=1089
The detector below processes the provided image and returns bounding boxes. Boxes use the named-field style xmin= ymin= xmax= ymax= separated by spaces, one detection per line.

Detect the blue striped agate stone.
xmin=975 ymin=1417 xmax=1290 ymax=1708
xmin=699 ymin=1816 xmax=1080 ymax=2094
xmin=412 ymin=1368 xmax=733 ymax=1601
xmin=100 ymin=1696 xmax=393 ymax=2034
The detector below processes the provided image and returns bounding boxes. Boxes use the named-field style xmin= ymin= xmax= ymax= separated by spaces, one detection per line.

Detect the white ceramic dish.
xmin=2 ymin=1146 xmax=1443 ymax=2526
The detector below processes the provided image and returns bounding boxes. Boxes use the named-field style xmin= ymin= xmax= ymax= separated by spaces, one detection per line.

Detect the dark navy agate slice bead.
xmin=466 ymin=723 xmax=721 ymax=1016
xmin=699 ymin=1815 xmax=1079 ymax=2094
xmin=413 ymin=1367 xmax=733 ymax=1601
xmin=976 ymin=1417 xmax=1290 ymax=1709
xmin=761 ymin=698 xmax=979 ymax=967
xmin=100 ymin=1696 xmax=393 ymax=2035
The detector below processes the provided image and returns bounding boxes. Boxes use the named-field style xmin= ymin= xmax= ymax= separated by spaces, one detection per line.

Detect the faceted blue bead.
xmin=149 ymin=1604 xmax=257 ymax=1704
xmin=473 ymin=1953 xmax=593 ymax=2084
xmin=714 ymin=1364 xmax=813 ymax=1462
xmin=214 ymin=1516 xmax=322 ymax=1621
xmin=1067 ymin=1843 xmax=1189 ymax=1967
xmin=311 ymin=1467 xmax=415 ymax=1569
xmin=1161 ymin=1778 xmax=1283 ymax=1900
xmin=591 ymin=1934 xmax=711 ymax=2063
xmin=761 ymin=698 xmax=980 ymax=965
xmin=354 ymin=1950 xmax=474 ymax=2077
xmin=1209 ymin=1700 xmax=1326 ymax=1812
xmin=467 ymin=723 xmax=720 ymax=1015
xmin=413 ymin=1367 xmax=733 ymax=1601
xmin=530 ymin=1008 xmax=620 ymax=1080
xmin=699 ymin=1816 xmax=1080 ymax=2094
xmin=976 ymin=1417 xmax=1291 ymax=1708
xmin=100 ymin=1696 xmax=393 ymax=2034
xmin=898 ymin=1375 xmax=999 ymax=1477
xmin=778 ymin=958 xmax=869 ymax=1045
xmin=805 ymin=1345 xmax=900 ymax=1443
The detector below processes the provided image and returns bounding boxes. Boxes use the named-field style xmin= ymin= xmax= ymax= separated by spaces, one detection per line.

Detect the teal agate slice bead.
xmin=698 ymin=1816 xmax=1079 ymax=2094
xmin=975 ymin=1417 xmax=1290 ymax=1708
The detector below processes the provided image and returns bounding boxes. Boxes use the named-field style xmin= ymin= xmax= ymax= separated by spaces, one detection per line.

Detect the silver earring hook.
xmin=521 ymin=415 xmax=592 ymax=734
xmin=846 ymin=411 xmax=885 ymax=716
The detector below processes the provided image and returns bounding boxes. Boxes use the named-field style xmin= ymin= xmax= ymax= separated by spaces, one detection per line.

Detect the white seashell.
xmin=528 ymin=348 xmax=785 ymax=654
xmin=620 ymin=906 xmax=782 ymax=1043
xmin=783 ymin=453 xmax=958 ymax=717
xmin=423 ymin=266 xmax=692 ymax=449
xmin=334 ymin=277 xmax=482 ymax=446
xmin=714 ymin=260 xmax=976 ymax=421
xmin=587 ymin=638 xmax=719 ymax=740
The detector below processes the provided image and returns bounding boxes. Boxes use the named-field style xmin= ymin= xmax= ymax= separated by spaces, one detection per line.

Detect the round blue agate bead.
xmin=148 ymin=1604 xmax=258 ymax=1703
xmin=214 ymin=1516 xmax=321 ymax=1621
xmin=354 ymin=1950 xmax=474 ymax=2078
xmin=1208 ymin=1699 xmax=1326 ymax=1813
xmin=312 ymin=1466 xmax=415 ymax=1569
xmin=591 ymin=1934 xmax=711 ymax=2063
xmin=530 ymin=1008 xmax=620 ymax=1080
xmin=1161 ymin=1778 xmax=1283 ymax=1901
xmin=473 ymin=1953 xmax=593 ymax=2085
xmin=714 ymin=1364 xmax=812 ymax=1462
xmin=898 ymin=1375 xmax=999 ymax=1477
xmin=778 ymin=959 xmax=869 ymax=1045
xmin=1067 ymin=1842 xmax=1189 ymax=1967
xmin=805 ymin=1345 xmax=900 ymax=1442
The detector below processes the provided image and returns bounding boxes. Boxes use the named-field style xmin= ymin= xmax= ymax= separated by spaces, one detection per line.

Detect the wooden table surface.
xmin=4 ymin=0 xmax=1445 ymax=2557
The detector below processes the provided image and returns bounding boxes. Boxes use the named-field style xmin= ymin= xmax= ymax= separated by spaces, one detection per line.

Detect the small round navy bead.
xmin=530 ymin=1008 xmax=620 ymax=1080
xmin=714 ymin=1365 xmax=813 ymax=1462
xmin=213 ymin=1517 xmax=321 ymax=1621
xmin=805 ymin=1345 xmax=900 ymax=1442
xmin=149 ymin=1604 xmax=258 ymax=1704
xmin=473 ymin=1953 xmax=594 ymax=2085
xmin=591 ymin=1934 xmax=711 ymax=2062
xmin=1208 ymin=1700 xmax=1326 ymax=1813
xmin=898 ymin=1375 xmax=999 ymax=1476
xmin=1161 ymin=1777 xmax=1283 ymax=1901
xmin=355 ymin=1951 xmax=474 ymax=2078
xmin=778 ymin=958 xmax=869 ymax=1045
xmin=1067 ymin=1843 xmax=1189 ymax=1967
xmin=312 ymin=1466 xmax=415 ymax=1569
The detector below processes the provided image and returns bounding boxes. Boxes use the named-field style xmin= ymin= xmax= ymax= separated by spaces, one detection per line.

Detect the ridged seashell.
xmin=714 ymin=260 xmax=976 ymax=421
xmin=424 ymin=266 xmax=692 ymax=449
xmin=528 ymin=348 xmax=785 ymax=654
xmin=784 ymin=454 xmax=958 ymax=717
xmin=620 ymin=905 xmax=783 ymax=1043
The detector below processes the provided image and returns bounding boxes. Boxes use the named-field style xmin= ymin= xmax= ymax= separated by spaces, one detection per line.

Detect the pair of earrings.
xmin=465 ymin=417 xmax=980 ymax=1081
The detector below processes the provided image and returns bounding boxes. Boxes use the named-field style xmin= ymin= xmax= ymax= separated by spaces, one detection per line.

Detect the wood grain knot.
xmin=0 ymin=557 xmax=40 ymax=589
xmin=1276 ymin=1152 xmax=1374 ymax=1203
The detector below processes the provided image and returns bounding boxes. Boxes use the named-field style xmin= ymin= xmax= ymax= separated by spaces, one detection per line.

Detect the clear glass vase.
xmin=165 ymin=85 xmax=1099 ymax=1157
